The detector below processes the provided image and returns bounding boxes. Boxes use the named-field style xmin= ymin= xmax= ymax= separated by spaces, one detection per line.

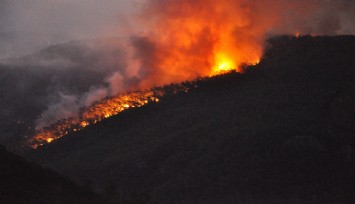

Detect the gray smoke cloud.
xmin=32 ymin=39 xmax=140 ymax=129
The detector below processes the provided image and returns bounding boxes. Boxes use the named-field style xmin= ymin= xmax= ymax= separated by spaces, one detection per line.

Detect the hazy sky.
xmin=0 ymin=0 xmax=141 ymax=58
xmin=0 ymin=0 xmax=139 ymax=33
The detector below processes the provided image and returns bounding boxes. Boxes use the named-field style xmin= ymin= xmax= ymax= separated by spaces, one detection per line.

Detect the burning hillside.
xmin=30 ymin=83 xmax=195 ymax=148
xmin=130 ymin=0 xmax=354 ymax=89
xmin=131 ymin=0 xmax=265 ymax=88
xmin=26 ymin=0 xmax=355 ymax=148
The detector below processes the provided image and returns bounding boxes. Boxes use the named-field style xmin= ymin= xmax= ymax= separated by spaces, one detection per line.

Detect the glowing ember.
xmin=295 ymin=32 xmax=301 ymax=38
xmin=46 ymin=138 xmax=54 ymax=143
xmin=252 ymin=59 xmax=260 ymax=66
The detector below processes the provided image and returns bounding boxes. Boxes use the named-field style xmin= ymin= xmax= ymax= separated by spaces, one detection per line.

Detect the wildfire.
xmin=30 ymin=1 xmax=268 ymax=148
xmin=31 ymin=85 xmax=192 ymax=148
xmin=133 ymin=0 xmax=267 ymax=88
xmin=212 ymin=53 xmax=236 ymax=75
xmin=26 ymin=0 xmax=348 ymax=149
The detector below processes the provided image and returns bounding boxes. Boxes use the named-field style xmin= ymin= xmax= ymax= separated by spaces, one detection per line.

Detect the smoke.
xmin=107 ymin=72 xmax=126 ymax=96
xmin=36 ymin=93 xmax=80 ymax=130
xmin=129 ymin=0 xmax=355 ymax=88
xmin=33 ymin=39 xmax=141 ymax=129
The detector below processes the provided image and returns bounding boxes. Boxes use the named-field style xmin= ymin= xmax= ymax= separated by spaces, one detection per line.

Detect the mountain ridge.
xmin=25 ymin=35 xmax=355 ymax=203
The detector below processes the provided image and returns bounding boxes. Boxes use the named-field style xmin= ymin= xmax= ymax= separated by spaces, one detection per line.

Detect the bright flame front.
xmin=213 ymin=53 xmax=236 ymax=75
xmin=134 ymin=0 xmax=265 ymax=88
xmin=31 ymin=85 xmax=192 ymax=148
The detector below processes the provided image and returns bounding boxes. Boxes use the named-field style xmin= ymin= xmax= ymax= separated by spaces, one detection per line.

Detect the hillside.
xmin=26 ymin=36 xmax=355 ymax=204
xmin=0 ymin=145 xmax=105 ymax=203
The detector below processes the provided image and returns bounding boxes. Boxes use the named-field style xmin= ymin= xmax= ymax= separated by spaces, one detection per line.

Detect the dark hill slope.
xmin=0 ymin=145 xmax=104 ymax=204
xmin=27 ymin=36 xmax=355 ymax=204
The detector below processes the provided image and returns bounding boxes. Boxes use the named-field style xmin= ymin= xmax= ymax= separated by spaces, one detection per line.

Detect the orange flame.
xmin=31 ymin=85 xmax=192 ymax=148
xmin=295 ymin=32 xmax=301 ymax=38
xmin=132 ymin=0 xmax=267 ymax=89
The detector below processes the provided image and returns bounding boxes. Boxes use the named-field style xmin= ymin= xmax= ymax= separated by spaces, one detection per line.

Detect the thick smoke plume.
xmin=131 ymin=0 xmax=355 ymax=88
xmin=33 ymin=39 xmax=142 ymax=129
